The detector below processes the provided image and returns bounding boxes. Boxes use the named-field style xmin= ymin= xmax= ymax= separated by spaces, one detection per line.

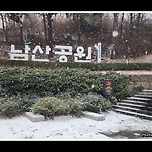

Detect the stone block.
xmin=25 ymin=112 xmax=45 ymax=122
xmin=128 ymin=82 xmax=135 ymax=90
xmin=130 ymin=75 xmax=141 ymax=82
xmin=149 ymin=83 xmax=152 ymax=89
xmin=135 ymin=82 xmax=150 ymax=89
xmin=82 ymin=111 xmax=105 ymax=121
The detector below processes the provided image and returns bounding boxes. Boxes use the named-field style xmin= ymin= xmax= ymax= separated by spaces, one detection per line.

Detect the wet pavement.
xmin=99 ymin=130 xmax=152 ymax=139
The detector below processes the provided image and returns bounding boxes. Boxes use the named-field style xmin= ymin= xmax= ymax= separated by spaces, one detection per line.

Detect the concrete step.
xmin=139 ymin=92 xmax=152 ymax=95
xmin=121 ymin=99 xmax=152 ymax=109
xmin=113 ymin=109 xmax=152 ymax=120
xmin=143 ymin=90 xmax=152 ymax=92
xmin=119 ymin=102 xmax=145 ymax=108
xmin=113 ymin=105 xmax=152 ymax=115
xmin=134 ymin=94 xmax=152 ymax=99
xmin=140 ymin=90 xmax=152 ymax=95
xmin=113 ymin=105 xmax=140 ymax=112
xmin=82 ymin=111 xmax=105 ymax=121
xmin=113 ymin=89 xmax=152 ymax=120
xmin=127 ymin=97 xmax=151 ymax=102
xmin=122 ymin=99 xmax=146 ymax=105
xmin=120 ymin=100 xmax=152 ymax=110
xmin=25 ymin=112 xmax=45 ymax=122
xmin=143 ymin=106 xmax=152 ymax=111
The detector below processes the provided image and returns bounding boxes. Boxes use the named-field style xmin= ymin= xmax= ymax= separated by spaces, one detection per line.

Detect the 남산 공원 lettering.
xmin=10 ymin=43 xmax=101 ymax=63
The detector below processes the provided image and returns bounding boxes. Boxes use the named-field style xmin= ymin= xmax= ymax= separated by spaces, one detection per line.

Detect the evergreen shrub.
xmin=0 ymin=94 xmax=38 ymax=117
xmin=0 ymin=66 xmax=140 ymax=118
xmin=32 ymin=97 xmax=84 ymax=118
xmin=0 ymin=68 xmax=105 ymax=96
xmin=1 ymin=59 xmax=152 ymax=70
xmin=80 ymin=93 xmax=112 ymax=112
xmin=0 ymin=67 xmax=132 ymax=99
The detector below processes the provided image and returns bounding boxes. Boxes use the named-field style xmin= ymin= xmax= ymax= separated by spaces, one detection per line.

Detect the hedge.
xmin=32 ymin=93 xmax=112 ymax=119
xmin=0 ymin=67 xmax=143 ymax=118
xmin=1 ymin=59 xmax=152 ymax=70
xmin=0 ymin=67 xmax=132 ymax=100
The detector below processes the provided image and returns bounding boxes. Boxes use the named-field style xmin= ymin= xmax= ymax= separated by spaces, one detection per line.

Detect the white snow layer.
xmin=0 ymin=111 xmax=152 ymax=140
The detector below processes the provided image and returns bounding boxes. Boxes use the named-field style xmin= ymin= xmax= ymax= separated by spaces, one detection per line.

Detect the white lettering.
xmin=9 ymin=42 xmax=101 ymax=63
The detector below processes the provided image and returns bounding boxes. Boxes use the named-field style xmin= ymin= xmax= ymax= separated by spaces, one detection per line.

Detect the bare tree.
xmin=0 ymin=13 xmax=8 ymax=41
xmin=111 ymin=13 xmax=119 ymax=59
xmin=130 ymin=13 xmax=134 ymax=33
xmin=99 ymin=13 xmax=104 ymax=36
xmin=136 ymin=13 xmax=144 ymax=34
xmin=8 ymin=13 xmax=25 ymax=44
xmin=39 ymin=13 xmax=57 ymax=58
xmin=65 ymin=13 xmax=83 ymax=42
xmin=113 ymin=13 xmax=119 ymax=31
xmin=120 ymin=13 xmax=124 ymax=33
xmin=73 ymin=13 xmax=81 ymax=42
xmin=42 ymin=13 xmax=48 ymax=44
xmin=47 ymin=13 xmax=54 ymax=57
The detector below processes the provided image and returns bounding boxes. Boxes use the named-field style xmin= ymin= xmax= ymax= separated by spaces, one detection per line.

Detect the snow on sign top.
xmin=10 ymin=43 xmax=102 ymax=63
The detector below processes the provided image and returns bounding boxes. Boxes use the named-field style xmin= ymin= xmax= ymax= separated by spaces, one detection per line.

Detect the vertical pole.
xmin=98 ymin=43 xmax=101 ymax=63
xmin=107 ymin=95 xmax=111 ymax=101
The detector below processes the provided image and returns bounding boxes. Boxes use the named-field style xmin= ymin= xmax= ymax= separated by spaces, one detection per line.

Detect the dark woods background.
xmin=0 ymin=12 xmax=152 ymax=60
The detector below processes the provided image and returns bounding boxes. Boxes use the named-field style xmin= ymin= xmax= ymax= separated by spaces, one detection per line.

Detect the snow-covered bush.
xmin=56 ymin=92 xmax=112 ymax=113
xmin=0 ymin=67 xmax=133 ymax=100
xmin=0 ymin=67 xmax=104 ymax=96
xmin=0 ymin=94 xmax=38 ymax=117
xmin=81 ymin=93 xmax=112 ymax=112
xmin=31 ymin=93 xmax=111 ymax=118
xmin=0 ymin=97 xmax=20 ymax=117
xmin=32 ymin=97 xmax=84 ymax=118
xmin=0 ymin=67 xmax=140 ymax=118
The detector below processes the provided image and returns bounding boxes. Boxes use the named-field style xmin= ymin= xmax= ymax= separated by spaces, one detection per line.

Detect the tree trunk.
xmin=42 ymin=13 xmax=48 ymax=44
xmin=120 ymin=13 xmax=124 ymax=33
xmin=136 ymin=13 xmax=141 ymax=33
xmin=111 ymin=13 xmax=119 ymax=59
xmin=0 ymin=13 xmax=8 ymax=42
xmin=4 ymin=14 xmax=8 ymax=42
xmin=113 ymin=13 xmax=119 ymax=31
xmin=20 ymin=22 xmax=23 ymax=44
xmin=130 ymin=13 xmax=133 ymax=32
xmin=100 ymin=13 xmax=103 ymax=36
xmin=75 ymin=14 xmax=81 ymax=42
xmin=47 ymin=13 xmax=53 ymax=58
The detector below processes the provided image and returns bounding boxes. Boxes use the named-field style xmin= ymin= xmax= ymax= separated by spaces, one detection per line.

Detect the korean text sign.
xmin=10 ymin=43 xmax=101 ymax=63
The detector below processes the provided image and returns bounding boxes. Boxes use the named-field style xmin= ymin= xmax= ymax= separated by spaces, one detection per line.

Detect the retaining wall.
xmin=102 ymin=71 xmax=152 ymax=90
xmin=128 ymin=74 xmax=152 ymax=90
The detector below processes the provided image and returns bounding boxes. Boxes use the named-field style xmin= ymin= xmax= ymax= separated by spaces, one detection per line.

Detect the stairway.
xmin=113 ymin=90 xmax=152 ymax=120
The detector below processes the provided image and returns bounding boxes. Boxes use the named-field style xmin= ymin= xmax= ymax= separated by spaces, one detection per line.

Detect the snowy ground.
xmin=0 ymin=111 xmax=152 ymax=140
xmin=101 ymin=70 xmax=152 ymax=75
xmin=103 ymin=53 xmax=152 ymax=63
